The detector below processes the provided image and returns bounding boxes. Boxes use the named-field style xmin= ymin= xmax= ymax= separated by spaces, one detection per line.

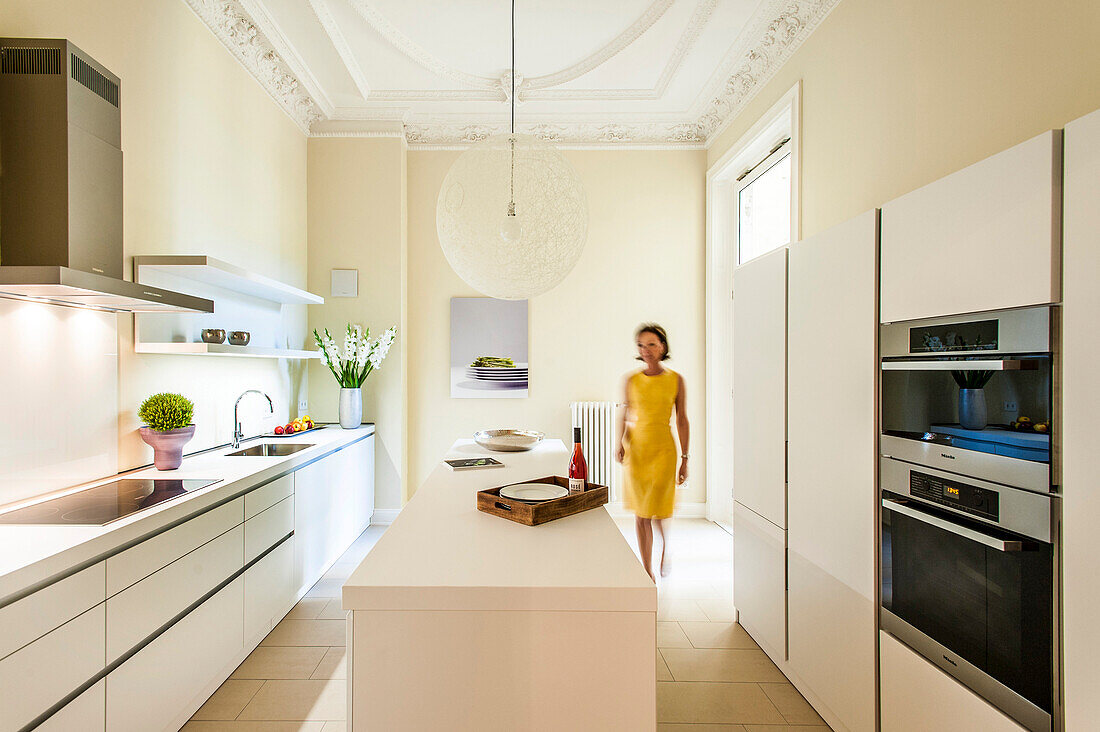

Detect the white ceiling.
xmin=184 ymin=0 xmax=838 ymax=147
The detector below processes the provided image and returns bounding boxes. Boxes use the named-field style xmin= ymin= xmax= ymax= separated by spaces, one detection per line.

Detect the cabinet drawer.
xmin=37 ymin=678 xmax=105 ymax=732
xmin=106 ymin=577 xmax=244 ymax=732
xmin=107 ymin=497 xmax=243 ymax=596
xmin=0 ymin=603 xmax=105 ymax=731
xmin=245 ymin=474 xmax=294 ymax=519
xmin=732 ymin=502 xmax=786 ymax=661
xmin=245 ymin=495 xmax=294 ymax=564
xmin=106 ymin=524 xmax=243 ymax=663
xmin=245 ymin=537 xmax=296 ymax=641
xmin=0 ymin=561 xmax=105 ymax=660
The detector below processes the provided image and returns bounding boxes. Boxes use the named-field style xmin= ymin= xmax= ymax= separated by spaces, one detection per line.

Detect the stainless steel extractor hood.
xmin=0 ymin=38 xmax=212 ymax=313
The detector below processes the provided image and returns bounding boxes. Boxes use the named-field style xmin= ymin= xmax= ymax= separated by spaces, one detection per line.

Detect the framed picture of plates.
xmin=450 ymin=297 xmax=528 ymax=399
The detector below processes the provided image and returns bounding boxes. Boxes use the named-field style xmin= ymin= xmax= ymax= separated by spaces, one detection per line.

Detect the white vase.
xmin=339 ymin=387 xmax=362 ymax=429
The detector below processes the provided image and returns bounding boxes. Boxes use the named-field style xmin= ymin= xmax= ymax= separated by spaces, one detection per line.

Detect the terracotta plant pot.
xmin=139 ymin=425 xmax=196 ymax=470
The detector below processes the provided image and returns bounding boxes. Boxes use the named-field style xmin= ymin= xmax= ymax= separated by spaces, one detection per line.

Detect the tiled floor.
xmin=187 ymin=517 xmax=828 ymax=731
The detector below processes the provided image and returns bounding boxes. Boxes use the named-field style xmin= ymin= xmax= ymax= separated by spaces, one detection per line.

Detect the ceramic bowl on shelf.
xmin=474 ymin=429 xmax=544 ymax=452
xmin=201 ymin=329 xmax=226 ymax=344
xmin=228 ymin=331 xmax=251 ymax=346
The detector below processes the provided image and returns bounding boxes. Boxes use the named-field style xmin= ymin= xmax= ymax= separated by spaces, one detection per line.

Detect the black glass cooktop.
xmin=0 ymin=479 xmax=222 ymax=526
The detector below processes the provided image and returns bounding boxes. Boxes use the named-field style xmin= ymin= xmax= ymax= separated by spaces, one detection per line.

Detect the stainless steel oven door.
xmin=881 ymin=486 xmax=1056 ymax=732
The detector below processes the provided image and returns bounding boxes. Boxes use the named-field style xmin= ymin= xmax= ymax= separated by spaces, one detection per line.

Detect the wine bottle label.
xmin=568 ymin=477 xmax=584 ymax=493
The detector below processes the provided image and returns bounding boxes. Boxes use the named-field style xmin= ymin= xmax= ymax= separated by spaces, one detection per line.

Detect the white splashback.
xmin=0 ymin=299 xmax=119 ymax=506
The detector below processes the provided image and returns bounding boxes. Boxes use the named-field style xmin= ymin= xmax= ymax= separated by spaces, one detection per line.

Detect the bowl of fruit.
xmin=1009 ymin=416 xmax=1050 ymax=434
xmin=271 ymin=415 xmax=318 ymax=437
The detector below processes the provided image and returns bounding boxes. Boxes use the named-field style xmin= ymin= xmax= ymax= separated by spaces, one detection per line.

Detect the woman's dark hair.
xmin=635 ymin=323 xmax=670 ymax=361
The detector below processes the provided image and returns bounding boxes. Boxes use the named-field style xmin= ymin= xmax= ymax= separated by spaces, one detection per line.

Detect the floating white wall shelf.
xmin=134 ymin=342 xmax=320 ymax=359
xmin=133 ymin=256 xmax=324 ymax=305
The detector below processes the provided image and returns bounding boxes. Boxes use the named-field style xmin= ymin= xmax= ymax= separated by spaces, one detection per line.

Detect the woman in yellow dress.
xmin=616 ymin=324 xmax=689 ymax=581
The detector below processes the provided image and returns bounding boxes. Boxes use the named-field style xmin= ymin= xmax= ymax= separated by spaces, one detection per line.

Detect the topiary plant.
xmin=138 ymin=393 xmax=194 ymax=432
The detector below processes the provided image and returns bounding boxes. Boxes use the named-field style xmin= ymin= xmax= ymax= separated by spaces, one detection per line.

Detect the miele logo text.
xmin=940 ymin=453 xmax=956 ymax=460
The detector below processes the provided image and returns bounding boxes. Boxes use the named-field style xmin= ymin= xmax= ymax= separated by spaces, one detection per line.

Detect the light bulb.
xmin=500 ymin=204 xmax=522 ymax=243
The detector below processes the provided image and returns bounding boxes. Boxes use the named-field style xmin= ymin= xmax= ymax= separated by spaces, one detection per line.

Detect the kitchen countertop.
xmin=0 ymin=424 xmax=375 ymax=605
xmin=342 ymin=438 xmax=655 ymax=613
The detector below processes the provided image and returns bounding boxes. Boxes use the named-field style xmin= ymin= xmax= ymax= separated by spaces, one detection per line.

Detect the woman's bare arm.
xmin=675 ymin=374 xmax=689 ymax=484
xmin=615 ymin=376 xmax=630 ymax=463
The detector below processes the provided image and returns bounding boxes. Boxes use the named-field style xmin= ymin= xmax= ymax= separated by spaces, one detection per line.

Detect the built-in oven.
xmin=879 ymin=305 xmax=1060 ymax=732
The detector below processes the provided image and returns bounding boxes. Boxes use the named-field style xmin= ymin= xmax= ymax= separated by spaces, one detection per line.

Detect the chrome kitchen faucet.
xmin=233 ymin=390 xmax=274 ymax=449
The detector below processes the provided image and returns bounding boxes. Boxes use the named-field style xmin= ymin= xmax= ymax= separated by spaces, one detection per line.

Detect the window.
xmin=736 ymin=141 xmax=791 ymax=264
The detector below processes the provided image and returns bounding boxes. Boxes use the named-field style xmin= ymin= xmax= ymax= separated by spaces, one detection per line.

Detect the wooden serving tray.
xmin=477 ymin=476 xmax=609 ymax=526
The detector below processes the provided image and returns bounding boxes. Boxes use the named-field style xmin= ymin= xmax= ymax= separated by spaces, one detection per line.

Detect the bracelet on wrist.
xmin=680 ymin=454 xmax=689 ymax=460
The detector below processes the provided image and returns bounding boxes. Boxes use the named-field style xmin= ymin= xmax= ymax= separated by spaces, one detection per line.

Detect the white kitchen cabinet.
xmin=880 ymin=130 xmax=1061 ymax=323
xmin=245 ymin=537 xmax=297 ymax=642
xmin=245 ymin=495 xmax=293 ymax=563
xmin=106 ymin=577 xmax=244 ymax=732
xmin=1061 ymin=105 xmax=1100 ymax=730
xmin=106 ymin=524 xmax=244 ymax=662
xmin=732 ymin=247 xmax=787 ymax=528
xmin=106 ymin=497 xmax=243 ymax=595
xmin=245 ymin=473 xmax=294 ymax=520
xmin=37 ymin=679 xmax=105 ymax=732
xmin=786 ymin=210 xmax=878 ymax=732
xmin=0 ymin=560 xmax=104 ymax=659
xmin=732 ymin=502 xmax=786 ymax=662
xmin=880 ymin=631 xmax=1024 ymax=731
xmin=0 ymin=603 xmax=105 ymax=731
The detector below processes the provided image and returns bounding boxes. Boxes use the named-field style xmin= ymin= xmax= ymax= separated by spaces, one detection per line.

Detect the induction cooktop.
xmin=0 ymin=478 xmax=222 ymax=526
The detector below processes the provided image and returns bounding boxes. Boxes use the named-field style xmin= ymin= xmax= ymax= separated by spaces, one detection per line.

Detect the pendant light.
xmin=436 ymin=0 xmax=588 ymax=300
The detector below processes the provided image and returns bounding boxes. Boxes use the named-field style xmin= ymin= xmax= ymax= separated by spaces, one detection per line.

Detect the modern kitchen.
xmin=1 ymin=1 xmax=1099 ymax=731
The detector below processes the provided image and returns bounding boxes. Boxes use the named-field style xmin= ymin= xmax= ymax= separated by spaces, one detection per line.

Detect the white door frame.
xmin=705 ymin=81 xmax=802 ymax=527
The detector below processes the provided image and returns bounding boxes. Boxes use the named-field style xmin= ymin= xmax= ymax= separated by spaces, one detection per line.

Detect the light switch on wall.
xmin=331 ymin=269 xmax=358 ymax=298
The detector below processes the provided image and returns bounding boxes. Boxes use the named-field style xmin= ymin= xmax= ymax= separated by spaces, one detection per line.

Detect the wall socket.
xmin=298 ymin=398 xmax=309 ymax=413
xmin=1003 ymin=400 xmax=1019 ymax=412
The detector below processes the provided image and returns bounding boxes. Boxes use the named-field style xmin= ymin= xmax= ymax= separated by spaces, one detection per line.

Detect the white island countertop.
xmin=343 ymin=438 xmax=655 ymax=613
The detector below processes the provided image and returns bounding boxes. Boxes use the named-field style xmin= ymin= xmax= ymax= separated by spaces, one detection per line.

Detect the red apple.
xmin=285 ymin=423 xmax=294 ymax=434
xmin=274 ymin=425 xmax=284 ymax=435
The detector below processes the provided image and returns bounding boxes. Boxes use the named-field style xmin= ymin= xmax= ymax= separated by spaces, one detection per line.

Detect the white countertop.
xmin=0 ymin=425 xmax=375 ymax=604
xmin=342 ymin=438 xmax=656 ymax=613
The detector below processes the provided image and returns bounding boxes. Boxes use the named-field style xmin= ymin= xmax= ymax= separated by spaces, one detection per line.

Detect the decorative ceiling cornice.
xmin=185 ymin=0 xmax=839 ymax=146
xmin=184 ymin=0 xmax=322 ymax=132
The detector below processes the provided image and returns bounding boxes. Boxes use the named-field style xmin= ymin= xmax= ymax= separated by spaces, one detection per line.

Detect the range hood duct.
xmin=0 ymin=38 xmax=212 ymax=313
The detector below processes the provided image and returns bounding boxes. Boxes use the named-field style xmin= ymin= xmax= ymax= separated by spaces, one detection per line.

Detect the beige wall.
xmin=407 ymin=149 xmax=708 ymax=504
xmin=709 ymin=0 xmax=1100 ymax=238
xmin=3 ymin=0 xmax=308 ymax=477
xmin=307 ymin=137 xmax=407 ymax=511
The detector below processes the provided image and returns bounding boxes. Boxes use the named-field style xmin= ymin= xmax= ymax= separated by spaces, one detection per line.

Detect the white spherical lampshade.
xmin=436 ymin=133 xmax=588 ymax=300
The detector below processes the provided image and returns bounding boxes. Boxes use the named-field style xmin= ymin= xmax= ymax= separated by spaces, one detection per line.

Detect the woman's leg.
xmin=635 ymin=516 xmax=654 ymax=580
xmin=653 ymin=518 xmax=670 ymax=577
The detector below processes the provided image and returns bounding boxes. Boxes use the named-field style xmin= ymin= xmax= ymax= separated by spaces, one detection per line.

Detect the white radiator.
xmin=570 ymin=401 xmax=620 ymax=500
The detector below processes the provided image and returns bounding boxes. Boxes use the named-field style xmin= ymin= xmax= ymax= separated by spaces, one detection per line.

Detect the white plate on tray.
xmin=498 ymin=483 xmax=568 ymax=502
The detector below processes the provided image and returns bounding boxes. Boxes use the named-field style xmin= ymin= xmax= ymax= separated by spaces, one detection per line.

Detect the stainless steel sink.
xmin=227 ymin=443 xmax=311 ymax=457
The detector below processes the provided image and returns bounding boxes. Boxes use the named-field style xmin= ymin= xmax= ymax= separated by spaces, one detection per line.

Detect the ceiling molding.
xmin=186 ymin=0 xmax=839 ymax=146
xmin=307 ymin=0 xmax=372 ymax=100
xmin=183 ymin=0 xmax=322 ymax=132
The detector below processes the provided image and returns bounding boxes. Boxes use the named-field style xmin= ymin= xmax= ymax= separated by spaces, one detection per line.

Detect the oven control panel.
xmin=910 ymin=470 xmax=999 ymax=521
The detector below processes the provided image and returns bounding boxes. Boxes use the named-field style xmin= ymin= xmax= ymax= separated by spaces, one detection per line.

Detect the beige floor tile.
xmin=261 ymin=619 xmax=346 ymax=647
xmin=743 ymin=726 xmax=830 ymax=731
xmin=311 ymin=647 xmax=347 ymax=680
xmin=304 ymin=578 xmax=344 ymax=598
xmin=658 ymin=621 xmax=693 ymax=648
xmin=696 ymin=598 xmax=738 ymax=622
xmin=659 ymin=578 xmax=724 ymax=600
xmin=759 ymin=683 xmax=827 ymax=726
xmin=190 ymin=680 xmax=264 ymax=721
xmin=322 ymin=562 xmax=358 ymax=580
xmin=231 ymin=646 xmax=328 ymax=680
xmin=657 ymin=725 xmax=747 ymax=731
xmin=317 ymin=599 xmax=348 ymax=620
xmin=661 ymin=648 xmax=787 ymax=683
xmin=657 ymin=598 xmax=709 ymax=621
xmin=238 ymin=679 xmax=346 ymax=721
xmin=680 ymin=621 xmax=760 ymax=649
xmin=658 ymin=650 xmax=674 ymax=681
xmin=182 ymin=723 xmax=325 ymax=731
xmin=657 ymin=681 xmax=785 ymax=725
xmin=320 ymin=722 xmax=346 ymax=732
xmin=285 ymin=598 xmax=328 ymax=620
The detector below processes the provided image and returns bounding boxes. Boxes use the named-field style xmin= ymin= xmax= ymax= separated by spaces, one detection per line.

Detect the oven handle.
xmin=880 ymin=359 xmax=1037 ymax=371
xmin=882 ymin=497 xmax=1028 ymax=552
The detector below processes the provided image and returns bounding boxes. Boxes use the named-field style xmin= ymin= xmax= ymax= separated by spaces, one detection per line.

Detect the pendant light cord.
xmin=511 ymin=0 xmax=515 ymax=135
xmin=508 ymin=0 xmax=516 ymax=215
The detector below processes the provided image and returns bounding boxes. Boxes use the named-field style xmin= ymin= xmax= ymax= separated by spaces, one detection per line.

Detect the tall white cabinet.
xmin=1061 ymin=107 xmax=1100 ymax=730
xmin=787 ymin=210 xmax=879 ymax=732
xmin=732 ymin=247 xmax=788 ymax=661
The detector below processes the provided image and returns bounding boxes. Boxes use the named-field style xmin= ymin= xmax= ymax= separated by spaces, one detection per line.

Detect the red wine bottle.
xmin=568 ymin=427 xmax=587 ymax=493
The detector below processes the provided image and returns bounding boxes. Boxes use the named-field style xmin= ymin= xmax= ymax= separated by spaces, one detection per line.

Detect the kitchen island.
xmin=342 ymin=438 xmax=657 ymax=731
